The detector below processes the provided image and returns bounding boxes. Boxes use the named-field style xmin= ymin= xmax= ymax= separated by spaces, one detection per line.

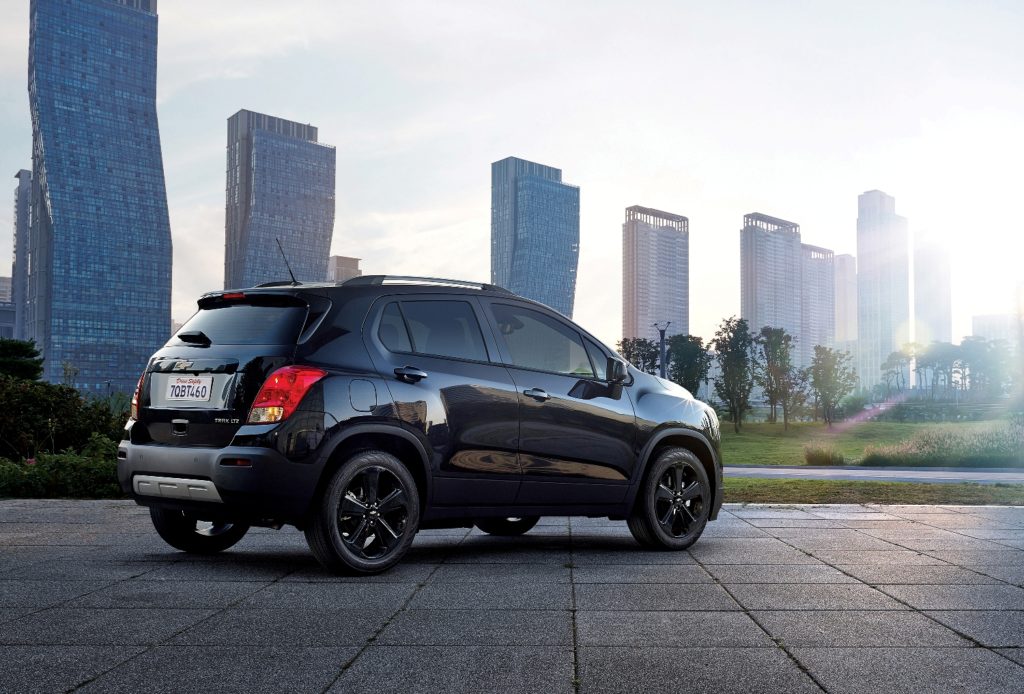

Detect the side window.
xmin=378 ymin=302 xmax=412 ymax=352
xmin=400 ymin=300 xmax=489 ymax=362
xmin=490 ymin=304 xmax=594 ymax=377
xmin=584 ymin=338 xmax=608 ymax=380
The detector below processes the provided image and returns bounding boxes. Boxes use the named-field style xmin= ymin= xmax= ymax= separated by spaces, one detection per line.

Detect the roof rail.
xmin=341 ymin=275 xmax=512 ymax=293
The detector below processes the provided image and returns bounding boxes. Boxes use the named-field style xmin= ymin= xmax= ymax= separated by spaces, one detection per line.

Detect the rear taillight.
xmin=247 ymin=365 xmax=327 ymax=424
xmin=130 ymin=372 xmax=144 ymax=420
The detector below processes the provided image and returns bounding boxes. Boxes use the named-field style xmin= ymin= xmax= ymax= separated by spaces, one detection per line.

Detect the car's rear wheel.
xmin=305 ymin=450 xmax=420 ymax=575
xmin=475 ymin=516 xmax=540 ymax=536
xmin=628 ymin=448 xmax=711 ymax=550
xmin=149 ymin=507 xmax=250 ymax=554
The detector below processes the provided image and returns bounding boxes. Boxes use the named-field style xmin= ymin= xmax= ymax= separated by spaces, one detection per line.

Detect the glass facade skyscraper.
xmin=12 ymin=170 xmax=31 ymax=340
xmin=491 ymin=157 xmax=580 ymax=317
xmin=27 ymin=0 xmax=172 ymax=392
xmin=224 ymin=110 xmax=336 ymax=289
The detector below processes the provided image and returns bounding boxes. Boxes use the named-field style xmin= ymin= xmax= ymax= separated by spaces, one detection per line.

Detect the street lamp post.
xmin=653 ymin=322 xmax=671 ymax=379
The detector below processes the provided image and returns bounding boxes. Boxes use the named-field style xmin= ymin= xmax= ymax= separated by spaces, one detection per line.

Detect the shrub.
xmin=0 ymin=452 xmax=122 ymax=499
xmin=804 ymin=444 xmax=845 ymax=466
xmin=0 ymin=375 xmax=126 ymax=459
xmin=862 ymin=420 xmax=1024 ymax=467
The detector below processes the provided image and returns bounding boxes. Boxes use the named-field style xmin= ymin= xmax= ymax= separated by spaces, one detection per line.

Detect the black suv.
xmin=119 ymin=276 xmax=723 ymax=573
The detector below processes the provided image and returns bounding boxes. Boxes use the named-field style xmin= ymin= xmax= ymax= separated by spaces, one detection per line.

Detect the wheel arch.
xmin=312 ymin=425 xmax=432 ymax=517
xmin=630 ymin=428 xmax=722 ymax=520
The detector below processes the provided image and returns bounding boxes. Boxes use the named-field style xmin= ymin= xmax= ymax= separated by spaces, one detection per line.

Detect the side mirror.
xmin=607 ymin=357 xmax=628 ymax=383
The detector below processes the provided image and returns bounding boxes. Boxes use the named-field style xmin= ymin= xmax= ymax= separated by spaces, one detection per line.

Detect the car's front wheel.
xmin=305 ymin=450 xmax=420 ymax=574
xmin=627 ymin=448 xmax=711 ymax=550
xmin=475 ymin=516 xmax=540 ymax=536
xmin=149 ymin=507 xmax=250 ymax=554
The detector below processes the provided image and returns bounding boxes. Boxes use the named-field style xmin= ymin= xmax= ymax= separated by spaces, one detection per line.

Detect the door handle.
xmin=523 ymin=388 xmax=550 ymax=402
xmin=394 ymin=366 xmax=428 ymax=383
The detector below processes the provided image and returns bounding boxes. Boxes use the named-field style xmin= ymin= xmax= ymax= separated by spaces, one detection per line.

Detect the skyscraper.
xmin=491 ymin=157 xmax=580 ymax=317
xmin=856 ymin=190 xmax=909 ymax=389
xmin=327 ymin=255 xmax=362 ymax=283
xmin=834 ymin=253 xmax=857 ymax=351
xmin=224 ymin=110 xmax=336 ymax=289
xmin=740 ymin=214 xmax=835 ymax=367
xmin=622 ymin=205 xmax=688 ymax=341
xmin=740 ymin=213 xmax=802 ymax=341
xmin=12 ymin=170 xmax=30 ymax=339
xmin=800 ymin=244 xmax=835 ymax=367
xmin=26 ymin=0 xmax=172 ymax=392
xmin=913 ymin=236 xmax=952 ymax=345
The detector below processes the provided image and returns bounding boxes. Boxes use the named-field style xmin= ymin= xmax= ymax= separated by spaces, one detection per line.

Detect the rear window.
xmin=172 ymin=304 xmax=308 ymax=346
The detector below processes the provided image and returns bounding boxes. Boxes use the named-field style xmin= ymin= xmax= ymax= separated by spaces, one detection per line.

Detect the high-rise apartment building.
xmin=224 ymin=110 xmax=336 ymax=289
xmin=856 ymin=190 xmax=909 ymax=389
xmin=491 ymin=157 xmax=580 ymax=317
xmin=0 ymin=277 xmax=10 ymax=303
xmin=327 ymin=255 xmax=362 ymax=283
xmin=913 ymin=237 xmax=952 ymax=345
xmin=622 ymin=206 xmax=689 ymax=341
xmin=740 ymin=214 xmax=835 ymax=367
xmin=26 ymin=0 xmax=172 ymax=392
xmin=801 ymin=244 xmax=835 ymax=367
xmin=740 ymin=213 xmax=803 ymax=341
xmin=834 ymin=253 xmax=857 ymax=351
xmin=12 ymin=170 xmax=30 ymax=339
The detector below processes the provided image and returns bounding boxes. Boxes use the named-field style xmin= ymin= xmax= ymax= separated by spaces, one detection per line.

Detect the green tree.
xmin=881 ymin=350 xmax=909 ymax=395
xmin=751 ymin=326 xmax=793 ymax=423
xmin=810 ymin=346 xmax=857 ymax=427
xmin=711 ymin=317 xmax=754 ymax=433
xmin=617 ymin=337 xmax=659 ymax=375
xmin=779 ymin=366 xmax=809 ymax=430
xmin=666 ymin=334 xmax=711 ymax=396
xmin=0 ymin=338 xmax=44 ymax=381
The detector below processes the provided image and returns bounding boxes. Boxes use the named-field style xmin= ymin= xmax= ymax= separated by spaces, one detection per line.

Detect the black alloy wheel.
xmin=338 ymin=465 xmax=411 ymax=559
xmin=306 ymin=450 xmax=420 ymax=574
xmin=654 ymin=462 xmax=705 ymax=538
xmin=628 ymin=448 xmax=711 ymax=550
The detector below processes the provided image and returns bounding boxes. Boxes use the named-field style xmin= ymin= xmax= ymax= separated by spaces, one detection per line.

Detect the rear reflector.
xmin=130 ymin=372 xmax=145 ymax=420
xmin=220 ymin=458 xmax=252 ymax=467
xmin=248 ymin=365 xmax=327 ymax=424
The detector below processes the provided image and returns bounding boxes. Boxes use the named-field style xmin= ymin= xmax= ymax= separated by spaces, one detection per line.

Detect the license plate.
xmin=165 ymin=375 xmax=213 ymax=402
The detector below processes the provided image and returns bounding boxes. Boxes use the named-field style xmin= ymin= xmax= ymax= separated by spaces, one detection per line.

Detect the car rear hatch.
xmin=132 ymin=290 xmax=331 ymax=447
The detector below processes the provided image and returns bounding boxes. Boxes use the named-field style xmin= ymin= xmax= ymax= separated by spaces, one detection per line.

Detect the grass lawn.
xmin=720 ymin=420 xmax=1014 ymax=467
xmin=724 ymin=477 xmax=1024 ymax=505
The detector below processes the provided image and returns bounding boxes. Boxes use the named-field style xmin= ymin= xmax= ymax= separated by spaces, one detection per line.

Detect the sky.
xmin=1 ymin=0 xmax=1022 ymax=348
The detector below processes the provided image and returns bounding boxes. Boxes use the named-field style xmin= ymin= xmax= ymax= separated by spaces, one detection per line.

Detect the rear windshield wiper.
xmin=177 ymin=330 xmax=212 ymax=346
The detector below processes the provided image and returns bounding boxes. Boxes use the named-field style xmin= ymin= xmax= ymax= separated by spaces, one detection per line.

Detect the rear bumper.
xmin=117 ymin=440 xmax=323 ymax=523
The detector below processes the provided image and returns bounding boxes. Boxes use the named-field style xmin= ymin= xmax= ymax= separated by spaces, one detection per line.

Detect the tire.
xmin=475 ymin=516 xmax=540 ymax=536
xmin=305 ymin=450 xmax=420 ymax=575
xmin=149 ymin=507 xmax=250 ymax=554
xmin=628 ymin=448 xmax=711 ymax=550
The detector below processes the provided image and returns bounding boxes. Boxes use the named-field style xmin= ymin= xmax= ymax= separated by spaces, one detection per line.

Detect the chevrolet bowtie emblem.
xmin=173 ymin=360 xmax=194 ymax=371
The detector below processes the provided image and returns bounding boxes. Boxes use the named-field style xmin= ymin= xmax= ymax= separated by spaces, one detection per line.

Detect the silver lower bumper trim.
xmin=133 ymin=475 xmax=223 ymax=503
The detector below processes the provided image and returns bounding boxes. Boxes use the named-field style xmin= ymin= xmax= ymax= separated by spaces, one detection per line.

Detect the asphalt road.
xmin=726 ymin=465 xmax=1024 ymax=484
xmin=1 ymin=500 xmax=1023 ymax=693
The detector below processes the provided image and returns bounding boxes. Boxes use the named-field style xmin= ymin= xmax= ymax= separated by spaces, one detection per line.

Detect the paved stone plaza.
xmin=1 ymin=500 xmax=1022 ymax=693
